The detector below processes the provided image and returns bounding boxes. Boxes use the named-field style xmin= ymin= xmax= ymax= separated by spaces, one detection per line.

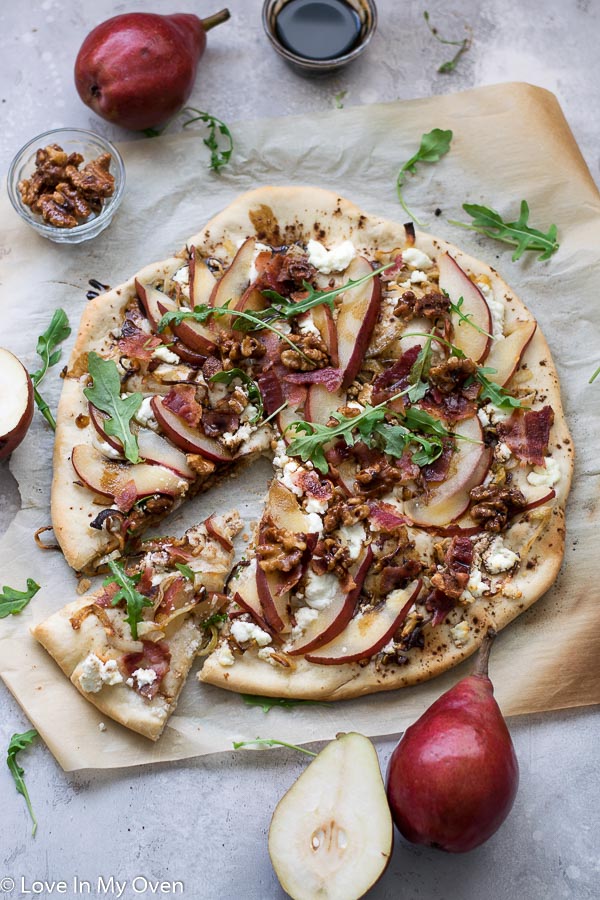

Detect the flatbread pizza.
xmin=45 ymin=186 xmax=572 ymax=713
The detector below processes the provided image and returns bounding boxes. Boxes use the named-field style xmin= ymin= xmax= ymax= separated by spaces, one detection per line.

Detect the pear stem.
xmin=202 ymin=8 xmax=231 ymax=31
xmin=472 ymin=628 xmax=496 ymax=678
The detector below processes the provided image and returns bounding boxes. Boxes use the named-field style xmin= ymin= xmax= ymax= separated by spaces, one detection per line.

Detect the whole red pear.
xmin=386 ymin=630 xmax=519 ymax=852
xmin=74 ymin=9 xmax=230 ymax=131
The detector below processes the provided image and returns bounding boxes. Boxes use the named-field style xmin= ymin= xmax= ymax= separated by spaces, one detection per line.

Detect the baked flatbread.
xmin=32 ymin=512 xmax=240 ymax=739
xmin=52 ymin=187 xmax=573 ymax=702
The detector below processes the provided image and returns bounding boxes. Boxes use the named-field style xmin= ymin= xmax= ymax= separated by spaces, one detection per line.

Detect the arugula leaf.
xmin=424 ymin=11 xmax=472 ymax=74
xmin=242 ymin=694 xmax=326 ymax=713
xmin=83 ymin=353 xmax=142 ymax=463
xmin=232 ymin=738 xmax=317 ymax=757
xmin=30 ymin=308 xmax=71 ymax=430
xmin=210 ymin=368 xmax=264 ymax=423
xmin=104 ymin=560 xmax=152 ymax=640
xmin=333 ymin=90 xmax=347 ymax=109
xmin=407 ymin=338 xmax=433 ymax=402
xmin=182 ymin=107 xmax=233 ymax=172
xmin=475 ymin=369 xmax=527 ymax=409
xmin=175 ymin=562 xmax=195 ymax=582
xmin=396 ymin=128 xmax=453 ymax=224
xmin=0 ymin=579 xmax=40 ymax=619
xmin=449 ymin=295 xmax=493 ymax=338
xmin=589 ymin=365 xmax=600 ymax=384
xmin=450 ymin=201 xmax=559 ymax=261
xmin=202 ymin=612 xmax=228 ymax=629
xmin=7 ymin=729 xmax=38 ymax=835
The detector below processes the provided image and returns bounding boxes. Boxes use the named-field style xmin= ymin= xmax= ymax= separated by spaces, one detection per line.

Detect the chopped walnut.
xmin=310 ymin=538 xmax=351 ymax=577
xmin=18 ymin=144 xmax=115 ymax=229
xmin=186 ymin=454 xmax=216 ymax=479
xmin=355 ymin=458 xmax=404 ymax=497
xmin=280 ymin=332 xmax=329 ymax=371
xmin=219 ymin=334 xmax=266 ymax=363
xmin=394 ymin=289 xmax=450 ymax=320
xmin=257 ymin=519 xmax=307 ymax=573
xmin=428 ymin=356 xmax=478 ymax=394
xmin=470 ymin=483 xmax=528 ymax=532
xmin=323 ymin=491 xmax=370 ymax=533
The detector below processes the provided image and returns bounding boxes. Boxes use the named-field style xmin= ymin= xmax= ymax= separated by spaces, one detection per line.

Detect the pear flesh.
xmin=268 ymin=733 xmax=392 ymax=900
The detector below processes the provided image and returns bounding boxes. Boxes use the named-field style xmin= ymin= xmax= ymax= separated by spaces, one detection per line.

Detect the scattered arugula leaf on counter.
xmin=396 ymin=128 xmax=453 ymax=225
xmin=182 ymin=107 xmax=233 ymax=172
xmin=210 ymin=368 xmax=264 ymax=423
xmin=333 ymin=90 xmax=347 ymax=109
xmin=175 ymin=562 xmax=195 ymax=582
xmin=7 ymin=729 xmax=39 ymax=835
xmin=450 ymin=201 xmax=559 ymax=261
xmin=0 ymin=579 xmax=40 ymax=619
xmin=424 ymin=11 xmax=472 ymax=74
xmin=589 ymin=366 xmax=600 ymax=384
xmin=104 ymin=560 xmax=152 ymax=641
xmin=233 ymin=738 xmax=317 ymax=757
xmin=83 ymin=353 xmax=142 ymax=464
xmin=242 ymin=695 xmax=327 ymax=713
xmin=30 ymin=308 xmax=71 ymax=430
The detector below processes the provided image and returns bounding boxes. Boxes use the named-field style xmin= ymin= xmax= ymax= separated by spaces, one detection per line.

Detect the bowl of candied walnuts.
xmin=7 ymin=127 xmax=125 ymax=243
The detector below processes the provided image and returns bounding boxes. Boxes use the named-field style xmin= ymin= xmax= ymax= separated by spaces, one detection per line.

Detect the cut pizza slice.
xmin=32 ymin=512 xmax=241 ymax=740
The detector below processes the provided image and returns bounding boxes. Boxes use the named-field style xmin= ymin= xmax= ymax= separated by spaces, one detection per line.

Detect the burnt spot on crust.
xmin=248 ymin=204 xmax=282 ymax=244
xmin=313 ymin=222 xmax=326 ymax=240
xmin=357 ymin=215 xmax=366 ymax=229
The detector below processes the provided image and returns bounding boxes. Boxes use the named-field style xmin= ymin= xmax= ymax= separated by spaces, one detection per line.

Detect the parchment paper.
xmin=0 ymin=82 xmax=598 ymax=771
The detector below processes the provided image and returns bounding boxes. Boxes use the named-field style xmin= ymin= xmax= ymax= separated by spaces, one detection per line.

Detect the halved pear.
xmin=0 ymin=348 xmax=34 ymax=460
xmin=268 ymin=732 xmax=393 ymax=900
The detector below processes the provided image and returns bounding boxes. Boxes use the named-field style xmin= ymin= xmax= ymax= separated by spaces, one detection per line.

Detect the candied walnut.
xmin=35 ymin=193 xmax=78 ymax=228
xmin=428 ymin=356 xmax=478 ymax=395
xmin=36 ymin=144 xmax=68 ymax=167
xmin=394 ymin=289 xmax=450 ymax=320
xmin=280 ymin=333 xmax=329 ymax=371
xmin=186 ymin=454 xmax=216 ymax=479
xmin=311 ymin=538 xmax=351 ymax=577
xmin=355 ymin=458 xmax=404 ymax=497
xmin=219 ymin=334 xmax=266 ymax=364
xmin=141 ymin=496 xmax=175 ymax=515
xmin=470 ymin=483 xmax=527 ymax=532
xmin=257 ymin=519 xmax=307 ymax=573
xmin=66 ymin=153 xmax=115 ymax=199
xmin=215 ymin=386 xmax=249 ymax=416
xmin=323 ymin=491 xmax=370 ymax=533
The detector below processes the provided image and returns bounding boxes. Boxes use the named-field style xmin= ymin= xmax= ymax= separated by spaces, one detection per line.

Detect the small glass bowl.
xmin=262 ymin=0 xmax=378 ymax=74
xmin=7 ymin=128 xmax=126 ymax=244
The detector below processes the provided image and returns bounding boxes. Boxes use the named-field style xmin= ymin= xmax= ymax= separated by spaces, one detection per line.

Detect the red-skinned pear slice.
xmin=484 ymin=320 xmax=537 ymax=386
xmin=268 ymin=732 xmax=393 ymax=900
xmin=288 ymin=547 xmax=374 ymax=656
xmin=0 ymin=348 xmax=34 ymax=460
xmin=404 ymin=416 xmax=491 ymax=527
xmin=336 ymin=256 xmax=382 ymax=389
xmin=438 ymin=253 xmax=492 ymax=363
xmin=256 ymin=563 xmax=293 ymax=633
xmin=136 ymin=429 xmax=194 ymax=479
xmin=305 ymin=384 xmax=345 ymax=425
xmin=151 ymin=396 xmax=233 ymax=462
xmin=135 ymin=279 xmax=177 ymax=330
xmin=209 ymin=237 xmax=256 ymax=309
xmin=311 ymin=305 xmax=339 ymax=366
xmin=306 ymin=579 xmax=421 ymax=665
xmin=72 ymin=444 xmax=186 ymax=502
xmin=236 ymin=284 xmax=268 ymax=313
xmin=231 ymin=560 xmax=272 ymax=632
xmin=156 ymin=298 xmax=217 ymax=355
xmin=189 ymin=247 xmax=217 ymax=306
xmin=88 ymin=402 xmax=122 ymax=452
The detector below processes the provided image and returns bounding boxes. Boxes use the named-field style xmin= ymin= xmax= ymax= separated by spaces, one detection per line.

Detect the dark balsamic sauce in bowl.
xmin=275 ymin=0 xmax=361 ymax=61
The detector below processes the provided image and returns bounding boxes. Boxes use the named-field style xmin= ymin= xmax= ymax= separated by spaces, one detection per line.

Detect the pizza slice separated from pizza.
xmin=32 ymin=512 xmax=241 ymax=740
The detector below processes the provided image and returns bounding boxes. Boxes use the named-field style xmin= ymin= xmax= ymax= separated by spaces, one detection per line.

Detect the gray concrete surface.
xmin=1 ymin=1 xmax=599 ymax=898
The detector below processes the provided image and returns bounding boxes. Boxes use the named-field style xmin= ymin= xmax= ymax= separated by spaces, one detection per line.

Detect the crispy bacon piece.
xmin=137 ymin=565 xmax=156 ymax=598
xmin=497 ymin=405 xmax=554 ymax=466
xmin=163 ymin=385 xmax=202 ymax=427
xmin=201 ymin=408 xmax=239 ymax=437
xmin=121 ymin=640 xmax=171 ymax=700
xmin=430 ymin=536 xmax=473 ymax=602
xmin=372 ymin=346 xmax=421 ymax=405
xmin=114 ymin=478 xmax=138 ymax=513
xmin=425 ymin=588 xmax=456 ymax=627
xmin=368 ymin=501 xmax=409 ymax=533
xmin=379 ymin=560 xmax=423 ymax=594
xmin=380 ymin=253 xmax=403 ymax=282
xmin=90 ymin=582 xmax=119 ymax=609
xmin=255 ymin=251 xmax=316 ymax=296
xmin=118 ymin=320 xmax=162 ymax=361
xmin=284 ymin=367 xmax=343 ymax=391
xmin=295 ymin=469 xmax=334 ymax=502
xmin=421 ymin=389 xmax=476 ymax=423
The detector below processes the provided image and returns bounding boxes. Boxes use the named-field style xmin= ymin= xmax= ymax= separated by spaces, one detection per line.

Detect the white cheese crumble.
xmin=78 ymin=654 xmax=123 ymax=694
xmin=131 ymin=667 xmax=157 ymax=688
xmin=98 ymin=722 xmax=107 ymax=732
xmin=231 ymin=619 xmax=272 ymax=647
xmin=135 ymin=396 xmax=158 ymax=430
xmin=241 ymin=403 xmax=259 ymax=424
xmin=527 ymin=456 xmax=561 ymax=487
xmin=402 ymin=247 xmax=433 ymax=270
xmin=485 ymin=537 xmax=520 ymax=574
xmin=221 ymin=422 xmax=255 ymax=450
xmin=279 ymin=458 xmax=306 ymax=496
xmin=495 ymin=442 xmax=512 ymax=462
xmin=338 ymin=523 xmax=365 ymax=561
xmin=216 ymin=644 xmax=235 ymax=667
xmin=483 ymin=403 xmax=512 ymax=425
xmin=290 ymin=606 xmax=319 ymax=640
xmin=257 ymin=647 xmax=279 ymax=666
xmin=92 ymin=434 xmax=123 ymax=460
xmin=304 ymin=570 xmax=340 ymax=611
xmin=305 ymin=495 xmax=329 ymax=515
xmin=306 ymin=239 xmax=356 ymax=275
xmin=172 ymin=265 xmax=190 ymax=298
xmin=477 ymin=407 xmax=491 ymax=428
xmin=451 ymin=620 xmax=470 ymax=648
xmin=460 ymin=567 xmax=489 ymax=603
xmin=410 ymin=269 xmax=429 ymax=284
xmin=305 ymin=512 xmax=324 ymax=535
xmin=478 ymin=281 xmax=505 ymax=340
xmin=152 ymin=345 xmax=180 ymax=365
xmin=298 ymin=313 xmax=321 ymax=336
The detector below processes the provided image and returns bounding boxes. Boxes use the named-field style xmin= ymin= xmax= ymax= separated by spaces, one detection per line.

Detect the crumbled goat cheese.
xmin=132 ymin=667 xmax=157 ymax=687
xmin=402 ymin=248 xmax=433 ymax=270
xmin=290 ymin=606 xmax=319 ymax=640
xmin=460 ymin=567 xmax=488 ymax=603
xmin=152 ymin=345 xmax=180 ymax=365
xmin=527 ymin=456 xmax=561 ymax=487
xmin=483 ymin=403 xmax=512 ymax=425
xmin=135 ymin=396 xmax=158 ymax=430
xmin=279 ymin=458 xmax=306 ymax=496
xmin=338 ymin=523 xmax=365 ymax=561
xmin=231 ymin=620 xmax=272 ymax=647
xmin=485 ymin=537 xmax=519 ymax=574
xmin=98 ymin=722 xmax=107 ymax=732
xmin=92 ymin=434 xmax=123 ymax=460
xmin=478 ymin=281 xmax=505 ymax=340
xmin=257 ymin=647 xmax=279 ymax=666
xmin=153 ymin=364 xmax=188 ymax=381
xmin=298 ymin=313 xmax=321 ymax=336
xmin=78 ymin=654 xmax=123 ymax=694
xmin=410 ymin=269 xmax=429 ymax=284
xmin=477 ymin=407 xmax=491 ymax=428
xmin=247 ymin=241 xmax=272 ymax=282
xmin=221 ymin=422 xmax=255 ymax=450
xmin=305 ymin=512 xmax=324 ymax=535
xmin=172 ymin=265 xmax=190 ymax=298
xmin=451 ymin=620 xmax=470 ymax=647
xmin=306 ymin=239 xmax=356 ymax=275
xmin=495 ymin=442 xmax=512 ymax=462
xmin=304 ymin=570 xmax=340 ymax=611
xmin=216 ymin=644 xmax=235 ymax=667
xmin=241 ymin=403 xmax=259 ymax=423
xmin=305 ymin=495 xmax=329 ymax=515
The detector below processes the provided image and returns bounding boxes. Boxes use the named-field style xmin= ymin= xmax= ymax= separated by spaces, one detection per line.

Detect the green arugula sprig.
xmin=396 ymin=129 xmax=453 ymax=224
xmin=589 ymin=366 xmax=600 ymax=384
xmin=0 ymin=579 xmax=40 ymax=619
xmin=449 ymin=295 xmax=494 ymax=338
xmin=407 ymin=338 xmax=433 ymax=403
xmin=450 ymin=201 xmax=559 ymax=261
xmin=233 ymin=738 xmax=317 ymax=757
xmin=104 ymin=560 xmax=152 ymax=641
xmin=242 ymin=695 xmax=326 ymax=713
xmin=182 ymin=107 xmax=233 ymax=172
xmin=210 ymin=369 xmax=264 ymax=423
xmin=30 ymin=309 xmax=71 ymax=430
xmin=202 ymin=612 xmax=228 ymax=629
xmin=83 ymin=353 xmax=142 ymax=464
xmin=175 ymin=562 xmax=195 ymax=582
xmin=424 ymin=11 xmax=472 ymax=74
xmin=7 ymin=729 xmax=38 ymax=835
xmin=333 ymin=90 xmax=347 ymax=109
